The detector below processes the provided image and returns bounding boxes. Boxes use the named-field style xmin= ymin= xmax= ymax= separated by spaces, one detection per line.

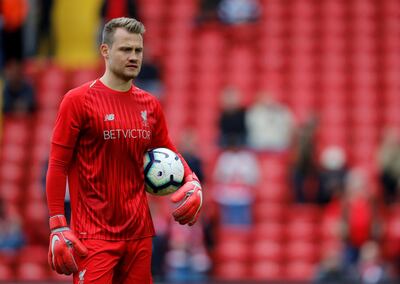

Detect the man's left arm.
xmin=150 ymin=101 xmax=203 ymax=226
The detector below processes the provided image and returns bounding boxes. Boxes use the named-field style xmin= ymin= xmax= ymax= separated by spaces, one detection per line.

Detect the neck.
xmin=100 ymin=69 xmax=133 ymax=92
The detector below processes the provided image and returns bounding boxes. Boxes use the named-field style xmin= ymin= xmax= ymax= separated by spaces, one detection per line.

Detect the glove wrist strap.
xmin=49 ymin=215 xmax=68 ymax=231
xmin=185 ymin=172 xmax=200 ymax=183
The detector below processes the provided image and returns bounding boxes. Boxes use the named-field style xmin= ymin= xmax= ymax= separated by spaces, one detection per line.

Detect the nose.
xmin=129 ymin=52 xmax=139 ymax=62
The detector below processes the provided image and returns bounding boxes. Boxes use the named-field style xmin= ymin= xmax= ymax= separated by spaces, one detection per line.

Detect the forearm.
xmin=46 ymin=143 xmax=74 ymax=216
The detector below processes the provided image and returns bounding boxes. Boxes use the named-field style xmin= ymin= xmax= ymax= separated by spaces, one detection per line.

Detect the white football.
xmin=143 ymin=147 xmax=184 ymax=196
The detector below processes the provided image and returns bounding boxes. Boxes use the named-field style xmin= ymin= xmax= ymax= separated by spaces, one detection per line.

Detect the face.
xmin=101 ymin=28 xmax=143 ymax=81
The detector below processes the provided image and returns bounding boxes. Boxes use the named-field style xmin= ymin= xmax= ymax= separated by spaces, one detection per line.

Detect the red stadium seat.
xmin=284 ymin=261 xmax=316 ymax=281
xmin=214 ymin=261 xmax=248 ymax=280
xmin=252 ymin=221 xmax=285 ymax=242
xmin=216 ymin=227 xmax=251 ymax=243
xmin=250 ymin=260 xmax=283 ymax=280
xmin=0 ymin=181 xmax=21 ymax=205
xmin=255 ymin=181 xmax=290 ymax=203
xmin=251 ymin=240 xmax=284 ymax=262
xmin=18 ymin=246 xmax=47 ymax=265
xmin=286 ymin=220 xmax=319 ymax=242
xmin=285 ymin=204 xmax=322 ymax=223
xmin=0 ymin=263 xmax=14 ymax=281
xmin=0 ymin=144 xmax=27 ymax=164
xmin=38 ymin=65 xmax=66 ymax=93
xmin=215 ymin=240 xmax=249 ymax=262
xmin=320 ymin=217 xmax=342 ymax=242
xmin=253 ymin=202 xmax=285 ymax=223
xmin=16 ymin=262 xmax=47 ymax=281
xmin=285 ymin=241 xmax=319 ymax=263
xmin=0 ymin=163 xmax=24 ymax=184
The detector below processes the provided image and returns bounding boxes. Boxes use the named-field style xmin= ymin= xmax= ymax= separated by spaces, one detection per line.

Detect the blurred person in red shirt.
xmin=340 ymin=168 xmax=383 ymax=267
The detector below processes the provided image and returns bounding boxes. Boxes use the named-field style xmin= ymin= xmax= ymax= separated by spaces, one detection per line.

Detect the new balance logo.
xmin=104 ymin=114 xmax=115 ymax=121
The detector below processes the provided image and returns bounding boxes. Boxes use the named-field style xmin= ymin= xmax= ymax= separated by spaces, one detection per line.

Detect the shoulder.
xmin=134 ymin=86 xmax=162 ymax=108
xmin=64 ymin=80 xmax=95 ymax=101
xmin=60 ymin=80 xmax=96 ymax=112
xmin=61 ymin=80 xmax=97 ymax=109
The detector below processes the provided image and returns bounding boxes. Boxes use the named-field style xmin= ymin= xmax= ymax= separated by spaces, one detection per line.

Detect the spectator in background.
xmin=212 ymin=139 xmax=260 ymax=226
xmin=377 ymin=127 xmax=400 ymax=204
xmin=2 ymin=59 xmax=36 ymax=114
xmin=0 ymin=0 xmax=36 ymax=116
xmin=340 ymin=168 xmax=383 ymax=267
xmin=246 ymin=91 xmax=294 ymax=152
xmin=179 ymin=129 xmax=204 ymax=183
xmin=314 ymin=244 xmax=359 ymax=284
xmin=318 ymin=146 xmax=348 ymax=205
xmin=357 ymin=241 xmax=393 ymax=284
xmin=1 ymin=0 xmax=28 ymax=64
xmin=101 ymin=0 xmax=139 ymax=23
xmin=218 ymin=86 xmax=247 ymax=148
xmin=217 ymin=0 xmax=261 ymax=25
xmin=291 ymin=115 xmax=319 ymax=203
xmin=36 ymin=0 xmax=54 ymax=57
xmin=196 ymin=0 xmax=221 ymax=24
xmin=147 ymin=196 xmax=171 ymax=282
xmin=178 ymin=129 xmax=216 ymax=262
xmin=0 ymin=198 xmax=25 ymax=252
xmin=165 ymin=221 xmax=211 ymax=282
xmin=135 ymin=53 xmax=164 ymax=100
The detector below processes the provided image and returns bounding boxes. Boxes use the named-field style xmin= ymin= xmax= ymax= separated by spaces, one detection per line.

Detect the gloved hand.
xmin=48 ymin=215 xmax=88 ymax=275
xmin=170 ymin=173 xmax=203 ymax=226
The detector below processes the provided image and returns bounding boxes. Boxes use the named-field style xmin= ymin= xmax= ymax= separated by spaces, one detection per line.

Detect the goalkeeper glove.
xmin=48 ymin=215 xmax=88 ymax=275
xmin=171 ymin=173 xmax=203 ymax=226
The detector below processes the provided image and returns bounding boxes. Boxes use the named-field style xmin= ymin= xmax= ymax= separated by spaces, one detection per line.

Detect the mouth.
xmin=126 ymin=64 xmax=138 ymax=69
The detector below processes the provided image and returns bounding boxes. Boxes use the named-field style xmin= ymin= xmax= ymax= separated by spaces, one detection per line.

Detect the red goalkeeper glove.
xmin=48 ymin=215 xmax=88 ymax=275
xmin=171 ymin=173 xmax=203 ymax=226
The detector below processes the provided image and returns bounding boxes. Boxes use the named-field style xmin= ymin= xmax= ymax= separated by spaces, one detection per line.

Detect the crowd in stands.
xmin=0 ymin=0 xmax=400 ymax=283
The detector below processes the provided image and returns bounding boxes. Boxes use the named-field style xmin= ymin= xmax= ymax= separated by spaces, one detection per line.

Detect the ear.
xmin=100 ymin=43 xmax=110 ymax=59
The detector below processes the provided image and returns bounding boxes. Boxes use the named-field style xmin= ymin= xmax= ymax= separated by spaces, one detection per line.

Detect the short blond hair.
xmin=102 ymin=17 xmax=146 ymax=46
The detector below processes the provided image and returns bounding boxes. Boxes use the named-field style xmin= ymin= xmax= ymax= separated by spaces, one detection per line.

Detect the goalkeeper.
xmin=45 ymin=17 xmax=202 ymax=284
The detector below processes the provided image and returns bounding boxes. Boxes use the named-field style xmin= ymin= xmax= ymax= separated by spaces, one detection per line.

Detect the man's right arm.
xmin=46 ymin=91 xmax=88 ymax=274
xmin=46 ymin=143 xmax=74 ymax=216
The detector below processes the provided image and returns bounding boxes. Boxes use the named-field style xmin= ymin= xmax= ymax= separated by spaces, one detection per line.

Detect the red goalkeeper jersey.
xmin=47 ymin=79 xmax=186 ymax=240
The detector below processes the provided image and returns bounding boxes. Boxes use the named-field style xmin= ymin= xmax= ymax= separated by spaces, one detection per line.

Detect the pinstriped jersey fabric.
xmin=51 ymin=79 xmax=175 ymax=240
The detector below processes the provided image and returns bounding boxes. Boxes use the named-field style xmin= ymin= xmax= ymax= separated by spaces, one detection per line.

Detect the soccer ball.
xmin=143 ymin=147 xmax=184 ymax=196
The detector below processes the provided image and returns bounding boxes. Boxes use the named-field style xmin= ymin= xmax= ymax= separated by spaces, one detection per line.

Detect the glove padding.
xmin=48 ymin=215 xmax=88 ymax=275
xmin=171 ymin=173 xmax=203 ymax=226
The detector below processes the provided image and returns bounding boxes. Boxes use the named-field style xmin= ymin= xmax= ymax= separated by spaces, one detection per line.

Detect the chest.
xmin=82 ymin=94 xmax=156 ymax=150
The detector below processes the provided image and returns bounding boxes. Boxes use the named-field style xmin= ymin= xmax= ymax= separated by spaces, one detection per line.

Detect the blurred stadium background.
xmin=0 ymin=0 xmax=400 ymax=283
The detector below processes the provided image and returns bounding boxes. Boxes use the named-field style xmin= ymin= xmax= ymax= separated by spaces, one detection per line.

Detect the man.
xmin=46 ymin=17 xmax=203 ymax=284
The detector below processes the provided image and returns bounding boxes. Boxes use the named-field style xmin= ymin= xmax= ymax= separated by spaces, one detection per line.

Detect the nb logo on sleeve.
xmin=104 ymin=114 xmax=115 ymax=121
